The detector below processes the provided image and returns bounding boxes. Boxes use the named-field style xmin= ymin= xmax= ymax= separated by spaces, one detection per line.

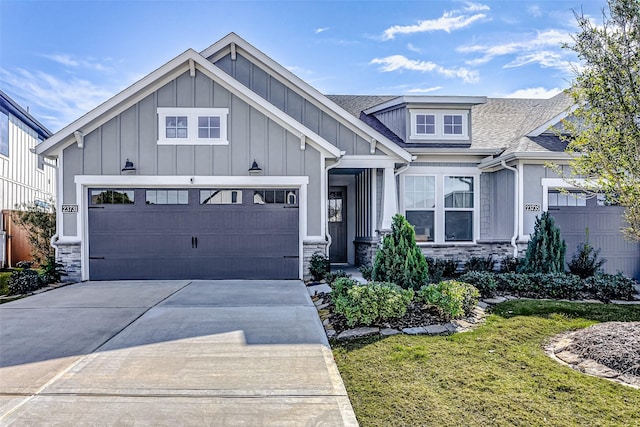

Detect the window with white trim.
xmin=403 ymin=173 xmax=477 ymax=243
xmin=157 ymin=108 xmax=228 ymax=145
xmin=410 ymin=109 xmax=469 ymax=141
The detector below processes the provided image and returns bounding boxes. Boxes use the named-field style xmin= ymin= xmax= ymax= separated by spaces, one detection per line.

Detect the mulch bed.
xmin=565 ymin=322 xmax=640 ymax=377
xmin=313 ymin=292 xmax=452 ymax=335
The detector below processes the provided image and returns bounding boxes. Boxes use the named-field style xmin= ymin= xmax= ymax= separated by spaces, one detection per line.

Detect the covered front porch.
xmin=326 ymin=158 xmax=400 ymax=267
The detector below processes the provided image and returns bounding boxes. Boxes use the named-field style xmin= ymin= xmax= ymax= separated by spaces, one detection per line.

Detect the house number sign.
xmin=524 ymin=203 xmax=541 ymax=212
xmin=61 ymin=204 xmax=78 ymax=213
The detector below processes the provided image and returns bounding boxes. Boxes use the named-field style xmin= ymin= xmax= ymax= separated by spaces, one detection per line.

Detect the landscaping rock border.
xmin=545 ymin=328 xmax=640 ymax=389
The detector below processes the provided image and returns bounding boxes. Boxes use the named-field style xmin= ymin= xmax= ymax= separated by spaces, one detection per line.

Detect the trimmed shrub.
xmin=425 ymin=257 xmax=458 ymax=283
xmin=497 ymin=273 xmax=583 ymax=300
xmin=416 ymin=280 xmax=480 ymax=321
xmin=521 ymin=212 xmax=566 ymax=274
xmin=463 ymin=256 xmax=495 ymax=272
xmin=8 ymin=269 xmax=43 ymax=295
xmin=372 ymin=214 xmax=428 ymax=290
xmin=459 ymin=271 xmax=498 ymax=297
xmin=333 ymin=282 xmax=414 ymax=327
xmin=309 ymin=252 xmax=330 ymax=282
xmin=567 ymin=233 xmax=606 ymax=279
xmin=330 ymin=277 xmax=360 ymax=300
xmin=500 ymin=255 xmax=521 ymax=273
xmin=326 ymin=269 xmax=352 ymax=286
xmin=0 ymin=272 xmax=12 ymax=295
xmin=584 ymin=273 xmax=636 ymax=302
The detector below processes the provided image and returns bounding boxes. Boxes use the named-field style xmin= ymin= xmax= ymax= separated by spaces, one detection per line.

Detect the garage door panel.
xmin=88 ymin=188 xmax=299 ymax=280
xmin=551 ymin=203 xmax=640 ymax=279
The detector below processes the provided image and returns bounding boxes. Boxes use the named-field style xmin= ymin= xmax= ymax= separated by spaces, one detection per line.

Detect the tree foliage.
xmin=563 ymin=0 xmax=640 ymax=240
xmin=12 ymin=201 xmax=56 ymax=267
xmin=372 ymin=214 xmax=428 ymax=290
xmin=521 ymin=212 xmax=567 ymax=274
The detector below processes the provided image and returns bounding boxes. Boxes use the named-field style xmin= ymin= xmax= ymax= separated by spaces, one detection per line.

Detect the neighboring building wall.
xmin=0 ymin=114 xmax=55 ymax=213
xmin=0 ymin=105 xmax=55 ymax=267
xmin=215 ymin=53 xmax=379 ymax=156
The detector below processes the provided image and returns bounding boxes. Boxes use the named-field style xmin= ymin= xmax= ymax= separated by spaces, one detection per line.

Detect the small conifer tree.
xmin=521 ymin=211 xmax=566 ymax=273
xmin=372 ymin=214 xmax=429 ymax=290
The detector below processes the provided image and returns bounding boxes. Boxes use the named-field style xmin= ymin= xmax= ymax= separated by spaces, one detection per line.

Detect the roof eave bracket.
xmin=370 ymin=138 xmax=377 ymax=154
xmin=300 ymin=134 xmax=306 ymax=151
xmin=189 ymin=59 xmax=196 ymax=77
xmin=74 ymin=131 xmax=84 ymax=149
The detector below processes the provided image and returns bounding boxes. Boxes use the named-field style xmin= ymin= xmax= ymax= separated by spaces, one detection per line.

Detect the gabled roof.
xmin=36 ymin=48 xmax=342 ymax=158
xmin=0 ymin=90 xmax=51 ymax=139
xmin=201 ymin=33 xmax=412 ymax=162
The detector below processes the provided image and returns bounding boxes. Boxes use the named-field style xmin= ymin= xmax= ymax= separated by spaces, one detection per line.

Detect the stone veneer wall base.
xmin=303 ymin=240 xmax=328 ymax=280
xmin=56 ymin=242 xmax=82 ymax=283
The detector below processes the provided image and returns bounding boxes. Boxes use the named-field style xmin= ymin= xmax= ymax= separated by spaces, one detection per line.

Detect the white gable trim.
xmin=201 ymin=33 xmax=412 ymax=162
xmin=37 ymin=49 xmax=342 ymax=159
xmin=527 ymin=104 xmax=578 ymax=137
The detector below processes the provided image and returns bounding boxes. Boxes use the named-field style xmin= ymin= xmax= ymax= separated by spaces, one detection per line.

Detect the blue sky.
xmin=1 ymin=0 xmax=607 ymax=132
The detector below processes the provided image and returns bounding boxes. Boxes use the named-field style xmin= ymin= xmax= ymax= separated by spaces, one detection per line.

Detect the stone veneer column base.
xmin=56 ymin=241 xmax=82 ymax=283
xmin=354 ymin=237 xmax=380 ymax=267
xmin=303 ymin=240 xmax=328 ymax=281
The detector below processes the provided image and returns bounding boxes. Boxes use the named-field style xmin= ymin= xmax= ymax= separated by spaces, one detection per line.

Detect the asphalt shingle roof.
xmin=327 ymin=92 xmax=574 ymax=154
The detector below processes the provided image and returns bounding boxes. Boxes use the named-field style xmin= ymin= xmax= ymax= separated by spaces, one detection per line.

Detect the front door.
xmin=328 ymin=187 xmax=347 ymax=263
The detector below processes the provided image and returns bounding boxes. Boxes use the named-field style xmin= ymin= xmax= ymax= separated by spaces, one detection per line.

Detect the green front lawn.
xmin=333 ymin=300 xmax=640 ymax=427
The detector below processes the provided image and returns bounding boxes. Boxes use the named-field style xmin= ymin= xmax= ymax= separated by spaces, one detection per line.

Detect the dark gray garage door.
xmin=88 ymin=188 xmax=299 ymax=280
xmin=549 ymin=193 xmax=640 ymax=279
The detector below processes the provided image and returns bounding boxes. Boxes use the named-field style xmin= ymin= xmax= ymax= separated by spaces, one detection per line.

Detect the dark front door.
xmin=328 ymin=187 xmax=347 ymax=263
xmin=87 ymin=188 xmax=299 ymax=280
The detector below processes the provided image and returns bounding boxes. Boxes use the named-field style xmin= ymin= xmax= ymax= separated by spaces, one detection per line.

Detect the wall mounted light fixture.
xmin=121 ymin=159 xmax=136 ymax=173
xmin=248 ymin=159 xmax=262 ymax=175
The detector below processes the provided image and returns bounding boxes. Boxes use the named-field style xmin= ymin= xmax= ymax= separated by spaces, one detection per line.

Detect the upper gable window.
xmin=410 ymin=109 xmax=468 ymax=141
xmin=157 ymin=108 xmax=228 ymax=145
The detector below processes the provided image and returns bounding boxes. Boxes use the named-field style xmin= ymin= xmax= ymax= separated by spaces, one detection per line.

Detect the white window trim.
xmin=401 ymin=167 xmax=480 ymax=244
xmin=157 ymin=107 xmax=229 ymax=145
xmin=409 ymin=109 xmax=469 ymax=141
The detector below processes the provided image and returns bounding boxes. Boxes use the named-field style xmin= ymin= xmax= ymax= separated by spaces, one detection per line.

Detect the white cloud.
xmin=527 ymin=5 xmax=543 ymax=17
xmin=42 ymin=54 xmax=114 ymax=72
xmin=407 ymin=43 xmax=423 ymax=54
xmin=370 ymin=55 xmax=479 ymax=83
xmin=505 ymin=87 xmax=563 ymax=98
xmin=0 ymin=67 xmax=118 ymax=131
xmin=314 ymin=27 xmax=329 ymax=34
xmin=459 ymin=29 xmax=575 ymax=71
xmin=464 ymin=2 xmax=490 ymax=12
xmin=381 ymin=4 xmax=489 ymax=40
xmin=407 ymin=86 xmax=443 ymax=94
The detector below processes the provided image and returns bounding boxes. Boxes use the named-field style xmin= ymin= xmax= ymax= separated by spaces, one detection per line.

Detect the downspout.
xmin=501 ymin=160 xmax=519 ymax=257
xmin=324 ymin=152 xmax=346 ymax=256
xmin=43 ymin=157 xmax=60 ymax=261
xmin=394 ymin=163 xmax=410 ymax=177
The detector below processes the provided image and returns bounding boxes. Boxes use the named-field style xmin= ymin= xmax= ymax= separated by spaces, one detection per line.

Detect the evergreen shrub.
xmin=372 ymin=214 xmax=428 ymax=290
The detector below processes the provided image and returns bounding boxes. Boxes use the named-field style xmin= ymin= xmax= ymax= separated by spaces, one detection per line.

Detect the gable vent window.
xmin=158 ymin=108 xmax=228 ymax=145
xmin=410 ymin=109 xmax=469 ymax=141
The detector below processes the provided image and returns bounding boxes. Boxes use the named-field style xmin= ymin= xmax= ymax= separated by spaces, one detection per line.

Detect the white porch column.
xmin=381 ymin=166 xmax=397 ymax=230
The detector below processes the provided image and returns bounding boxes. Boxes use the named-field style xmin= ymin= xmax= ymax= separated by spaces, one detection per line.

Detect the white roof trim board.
xmin=200 ymin=33 xmax=412 ymax=162
xmin=527 ymin=104 xmax=578 ymax=137
xmin=363 ymin=96 xmax=487 ymax=115
xmin=37 ymin=48 xmax=343 ymax=158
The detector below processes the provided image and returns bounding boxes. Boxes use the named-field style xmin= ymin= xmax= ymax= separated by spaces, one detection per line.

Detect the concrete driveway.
xmin=0 ymin=280 xmax=358 ymax=426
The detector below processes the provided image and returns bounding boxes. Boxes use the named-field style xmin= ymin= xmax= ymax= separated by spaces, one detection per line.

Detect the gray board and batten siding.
xmin=551 ymin=198 xmax=640 ymax=279
xmin=214 ymin=52 xmax=383 ymax=157
xmin=61 ymin=69 xmax=323 ymax=237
